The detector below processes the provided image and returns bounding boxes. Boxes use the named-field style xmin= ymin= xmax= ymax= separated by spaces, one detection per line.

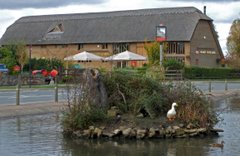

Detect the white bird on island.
xmin=167 ymin=102 xmax=178 ymax=121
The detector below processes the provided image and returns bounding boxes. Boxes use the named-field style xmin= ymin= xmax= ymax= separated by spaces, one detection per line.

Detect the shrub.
xmin=103 ymin=70 xmax=218 ymax=127
xmin=184 ymin=67 xmax=240 ymax=79
xmin=165 ymin=81 xmax=218 ymax=127
xmin=62 ymin=106 xmax=107 ymax=134
xmin=62 ymin=71 xmax=107 ymax=134
xmin=62 ymin=69 xmax=219 ymax=135
xmin=163 ymin=59 xmax=184 ymax=70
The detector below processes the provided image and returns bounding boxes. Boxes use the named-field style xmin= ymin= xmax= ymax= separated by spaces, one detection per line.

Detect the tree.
xmin=0 ymin=45 xmax=17 ymax=73
xmin=144 ymin=41 xmax=168 ymax=66
xmin=226 ymin=19 xmax=240 ymax=67
xmin=16 ymin=42 xmax=28 ymax=73
xmin=144 ymin=41 xmax=160 ymax=65
xmin=144 ymin=41 xmax=168 ymax=80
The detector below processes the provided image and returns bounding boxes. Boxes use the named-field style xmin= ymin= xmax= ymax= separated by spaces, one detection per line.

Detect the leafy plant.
xmin=103 ymin=70 xmax=218 ymax=127
xmin=62 ymin=70 xmax=107 ymax=134
xmin=163 ymin=59 xmax=184 ymax=70
xmin=227 ymin=18 xmax=240 ymax=68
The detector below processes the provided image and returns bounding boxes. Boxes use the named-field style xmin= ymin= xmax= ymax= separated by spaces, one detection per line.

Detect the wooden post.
xmin=225 ymin=79 xmax=228 ymax=91
xmin=16 ymin=84 xmax=20 ymax=105
xmin=55 ymin=76 xmax=58 ymax=103
xmin=208 ymin=81 xmax=212 ymax=92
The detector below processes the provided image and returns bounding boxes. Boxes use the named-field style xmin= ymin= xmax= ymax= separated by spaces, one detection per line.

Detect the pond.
xmin=0 ymin=97 xmax=239 ymax=156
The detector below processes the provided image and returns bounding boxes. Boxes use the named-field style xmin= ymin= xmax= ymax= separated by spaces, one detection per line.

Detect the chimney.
xmin=203 ymin=6 xmax=206 ymax=15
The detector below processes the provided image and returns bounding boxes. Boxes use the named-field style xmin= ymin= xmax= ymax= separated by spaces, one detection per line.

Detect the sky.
xmin=0 ymin=0 xmax=239 ymax=55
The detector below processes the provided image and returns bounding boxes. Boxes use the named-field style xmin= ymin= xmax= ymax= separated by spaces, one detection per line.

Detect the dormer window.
xmin=44 ymin=23 xmax=64 ymax=40
xmin=48 ymin=23 xmax=64 ymax=34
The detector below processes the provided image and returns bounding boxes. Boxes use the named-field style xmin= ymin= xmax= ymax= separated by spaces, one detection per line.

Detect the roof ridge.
xmin=17 ymin=6 xmax=204 ymax=23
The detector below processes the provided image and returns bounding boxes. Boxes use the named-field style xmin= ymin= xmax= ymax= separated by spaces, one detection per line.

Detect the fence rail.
xmin=164 ymin=70 xmax=183 ymax=80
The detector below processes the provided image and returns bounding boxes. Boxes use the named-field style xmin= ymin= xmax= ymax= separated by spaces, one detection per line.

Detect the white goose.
xmin=167 ymin=102 xmax=178 ymax=121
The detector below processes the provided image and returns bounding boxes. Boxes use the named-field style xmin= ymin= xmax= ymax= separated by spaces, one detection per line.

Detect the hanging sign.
xmin=156 ymin=25 xmax=167 ymax=42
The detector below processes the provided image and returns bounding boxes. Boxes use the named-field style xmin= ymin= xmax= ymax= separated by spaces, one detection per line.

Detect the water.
xmin=0 ymin=97 xmax=239 ymax=156
xmin=0 ymin=114 xmax=64 ymax=156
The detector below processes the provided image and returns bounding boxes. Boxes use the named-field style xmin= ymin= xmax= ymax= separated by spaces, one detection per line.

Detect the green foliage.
xmin=166 ymin=81 xmax=218 ymax=127
xmin=0 ymin=43 xmax=62 ymax=74
xmin=103 ymin=71 xmax=218 ymax=127
xmin=62 ymin=106 xmax=107 ymax=133
xmin=0 ymin=45 xmax=18 ymax=73
xmin=24 ymin=58 xmax=64 ymax=71
xmin=62 ymin=72 xmax=107 ymax=134
xmin=227 ymin=19 xmax=240 ymax=68
xmin=227 ymin=19 xmax=240 ymax=57
xmin=15 ymin=42 xmax=28 ymax=73
xmin=144 ymin=41 xmax=160 ymax=65
xmin=103 ymin=70 xmax=167 ymax=117
xmin=144 ymin=41 xmax=168 ymax=66
xmin=145 ymin=65 xmax=165 ymax=81
xmin=62 ymin=75 xmax=74 ymax=83
xmin=163 ymin=59 xmax=184 ymax=70
xmin=62 ymin=69 xmax=219 ymax=134
xmin=184 ymin=67 xmax=239 ymax=79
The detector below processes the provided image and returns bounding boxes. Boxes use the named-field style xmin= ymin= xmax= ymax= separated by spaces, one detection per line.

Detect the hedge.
xmin=184 ymin=67 xmax=240 ymax=79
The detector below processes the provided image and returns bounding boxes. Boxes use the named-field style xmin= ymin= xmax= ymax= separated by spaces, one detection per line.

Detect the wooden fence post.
xmin=16 ymin=76 xmax=20 ymax=105
xmin=55 ymin=76 xmax=58 ymax=103
xmin=208 ymin=81 xmax=212 ymax=92
xmin=225 ymin=79 xmax=228 ymax=91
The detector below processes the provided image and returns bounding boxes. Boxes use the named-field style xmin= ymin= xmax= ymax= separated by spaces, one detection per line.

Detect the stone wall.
xmin=72 ymin=125 xmax=223 ymax=140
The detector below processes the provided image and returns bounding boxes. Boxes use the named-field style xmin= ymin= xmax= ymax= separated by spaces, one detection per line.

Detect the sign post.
xmin=156 ymin=25 xmax=167 ymax=66
xmin=29 ymin=45 xmax=32 ymax=88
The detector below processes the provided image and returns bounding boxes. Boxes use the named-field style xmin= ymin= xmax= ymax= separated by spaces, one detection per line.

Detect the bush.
xmin=103 ymin=70 xmax=218 ymax=127
xmin=62 ymin=75 xmax=73 ymax=83
xmin=165 ymin=81 xmax=218 ymax=127
xmin=62 ymin=106 xmax=107 ymax=134
xmin=62 ymin=71 xmax=108 ymax=134
xmin=24 ymin=58 xmax=64 ymax=71
xmin=62 ymin=69 xmax=218 ymax=135
xmin=163 ymin=59 xmax=184 ymax=70
xmin=184 ymin=67 xmax=240 ymax=79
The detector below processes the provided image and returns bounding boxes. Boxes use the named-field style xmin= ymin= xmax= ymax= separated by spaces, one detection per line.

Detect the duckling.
xmin=210 ymin=141 xmax=224 ymax=148
xmin=167 ymin=102 xmax=178 ymax=121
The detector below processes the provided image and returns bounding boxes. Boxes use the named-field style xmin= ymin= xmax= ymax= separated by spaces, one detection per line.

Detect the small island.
xmin=62 ymin=68 xmax=223 ymax=140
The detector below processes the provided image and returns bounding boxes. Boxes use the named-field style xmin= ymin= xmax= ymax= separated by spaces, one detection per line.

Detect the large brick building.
xmin=0 ymin=7 xmax=224 ymax=68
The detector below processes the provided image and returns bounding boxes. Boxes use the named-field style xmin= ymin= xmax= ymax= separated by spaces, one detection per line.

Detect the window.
xmin=101 ymin=43 xmax=108 ymax=49
xmin=113 ymin=43 xmax=129 ymax=54
xmin=48 ymin=23 xmax=64 ymax=34
xmin=44 ymin=23 xmax=64 ymax=40
xmin=166 ymin=42 xmax=185 ymax=54
xmin=62 ymin=45 xmax=68 ymax=48
xmin=195 ymin=58 xmax=199 ymax=65
xmin=78 ymin=44 xmax=84 ymax=50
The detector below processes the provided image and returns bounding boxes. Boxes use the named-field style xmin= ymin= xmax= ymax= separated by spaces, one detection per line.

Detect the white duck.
xmin=167 ymin=102 xmax=178 ymax=121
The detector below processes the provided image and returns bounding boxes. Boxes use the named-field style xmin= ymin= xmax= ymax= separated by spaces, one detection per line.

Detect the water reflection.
xmin=0 ymin=97 xmax=240 ymax=156
xmin=0 ymin=113 xmax=63 ymax=156
xmin=62 ymin=137 xmax=220 ymax=156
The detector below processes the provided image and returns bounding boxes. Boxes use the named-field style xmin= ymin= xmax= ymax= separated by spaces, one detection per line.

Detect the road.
xmin=0 ymin=81 xmax=239 ymax=105
xmin=191 ymin=81 xmax=240 ymax=92
xmin=0 ymin=88 xmax=66 ymax=105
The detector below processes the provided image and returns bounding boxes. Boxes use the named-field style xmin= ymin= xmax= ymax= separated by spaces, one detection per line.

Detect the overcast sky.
xmin=0 ymin=0 xmax=239 ymax=55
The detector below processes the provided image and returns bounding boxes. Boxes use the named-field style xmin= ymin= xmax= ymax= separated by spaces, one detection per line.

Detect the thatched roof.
xmin=0 ymin=7 xmax=212 ymax=45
